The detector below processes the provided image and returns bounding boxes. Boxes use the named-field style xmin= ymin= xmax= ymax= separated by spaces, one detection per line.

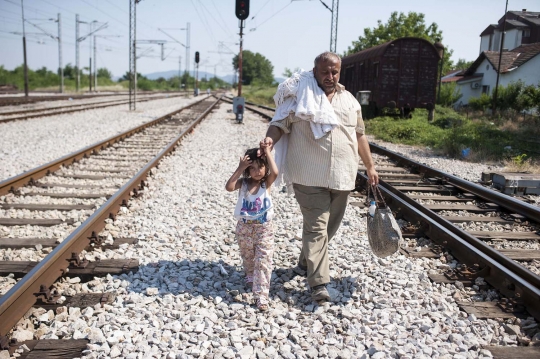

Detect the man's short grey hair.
xmin=314 ymin=52 xmax=341 ymax=66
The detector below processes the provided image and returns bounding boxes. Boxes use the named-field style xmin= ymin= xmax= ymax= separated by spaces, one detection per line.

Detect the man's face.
xmin=313 ymin=59 xmax=341 ymax=94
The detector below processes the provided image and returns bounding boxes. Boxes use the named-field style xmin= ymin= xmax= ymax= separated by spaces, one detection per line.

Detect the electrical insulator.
xmin=235 ymin=0 xmax=250 ymax=20
xmin=195 ymin=51 xmax=200 ymax=64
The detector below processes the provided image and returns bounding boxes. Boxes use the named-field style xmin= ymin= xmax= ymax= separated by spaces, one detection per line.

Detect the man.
xmin=260 ymin=51 xmax=379 ymax=302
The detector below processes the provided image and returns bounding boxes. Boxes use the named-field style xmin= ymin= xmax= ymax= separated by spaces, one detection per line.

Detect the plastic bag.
xmin=366 ymin=185 xmax=402 ymax=258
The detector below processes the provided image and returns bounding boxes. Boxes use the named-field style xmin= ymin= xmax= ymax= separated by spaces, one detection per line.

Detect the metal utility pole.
xmin=317 ymin=0 xmax=339 ymax=52
xmin=238 ymin=20 xmax=244 ymax=96
xmin=75 ymin=17 xmax=106 ymax=92
xmin=89 ymin=22 xmax=93 ymax=92
xmin=186 ymin=23 xmax=190 ymax=77
xmin=94 ymin=35 xmax=97 ymax=91
xmin=493 ymin=0 xmax=508 ymax=114
xmin=21 ymin=0 xmax=29 ymax=97
xmin=57 ymin=13 xmax=63 ymax=93
xmin=178 ymin=56 xmax=182 ymax=91
xmin=129 ymin=0 xmax=141 ymax=111
xmin=21 ymin=14 xmax=63 ymax=93
xmin=330 ymin=0 xmax=339 ymax=53
xmin=76 ymin=14 xmax=80 ymax=92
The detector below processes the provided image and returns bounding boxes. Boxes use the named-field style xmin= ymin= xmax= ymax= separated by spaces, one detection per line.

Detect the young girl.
xmin=225 ymin=144 xmax=278 ymax=311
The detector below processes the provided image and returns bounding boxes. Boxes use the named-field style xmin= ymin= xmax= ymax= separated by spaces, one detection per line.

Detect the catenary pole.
xmin=89 ymin=22 xmax=92 ymax=92
xmin=186 ymin=22 xmax=190 ymax=81
xmin=21 ymin=0 xmax=29 ymax=97
xmin=329 ymin=0 xmax=339 ymax=53
xmin=57 ymin=13 xmax=63 ymax=93
xmin=76 ymin=14 xmax=80 ymax=92
xmin=492 ymin=0 xmax=508 ymax=114
xmin=94 ymin=35 xmax=97 ymax=91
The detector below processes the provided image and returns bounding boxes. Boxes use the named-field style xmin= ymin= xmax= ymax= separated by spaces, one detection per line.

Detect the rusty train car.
xmin=340 ymin=37 xmax=444 ymax=119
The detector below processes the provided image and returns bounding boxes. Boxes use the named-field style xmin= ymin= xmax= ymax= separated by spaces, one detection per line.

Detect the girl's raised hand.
xmin=238 ymin=155 xmax=252 ymax=170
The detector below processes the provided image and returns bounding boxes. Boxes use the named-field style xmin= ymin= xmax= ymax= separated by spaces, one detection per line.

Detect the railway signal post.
xmin=234 ymin=0 xmax=249 ymax=123
xmin=194 ymin=51 xmax=200 ymax=96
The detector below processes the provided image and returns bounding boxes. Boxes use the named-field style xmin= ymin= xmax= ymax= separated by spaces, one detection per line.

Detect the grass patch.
xmin=240 ymin=85 xmax=277 ymax=107
xmin=366 ymin=106 xmax=540 ymax=162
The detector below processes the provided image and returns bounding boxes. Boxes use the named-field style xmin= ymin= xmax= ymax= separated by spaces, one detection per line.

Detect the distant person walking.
xmin=225 ymin=144 xmax=278 ymax=311
xmin=260 ymin=51 xmax=379 ymax=302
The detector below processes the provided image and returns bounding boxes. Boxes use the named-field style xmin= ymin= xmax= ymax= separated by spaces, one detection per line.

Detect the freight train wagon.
xmin=340 ymin=37 xmax=444 ymax=119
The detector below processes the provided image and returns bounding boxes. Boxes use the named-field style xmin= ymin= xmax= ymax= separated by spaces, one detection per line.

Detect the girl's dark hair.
xmin=243 ymin=148 xmax=270 ymax=184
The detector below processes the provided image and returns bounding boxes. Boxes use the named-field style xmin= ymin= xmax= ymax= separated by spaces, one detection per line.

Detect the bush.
xmin=432 ymin=106 xmax=467 ymax=129
xmin=437 ymin=82 xmax=462 ymax=107
xmin=468 ymin=93 xmax=491 ymax=112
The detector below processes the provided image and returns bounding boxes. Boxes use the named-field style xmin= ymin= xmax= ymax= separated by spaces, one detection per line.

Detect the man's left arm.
xmin=356 ymin=132 xmax=379 ymax=186
xmin=354 ymin=102 xmax=379 ymax=186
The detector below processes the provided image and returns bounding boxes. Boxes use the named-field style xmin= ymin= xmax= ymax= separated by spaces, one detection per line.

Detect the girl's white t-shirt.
xmin=234 ymin=180 xmax=274 ymax=223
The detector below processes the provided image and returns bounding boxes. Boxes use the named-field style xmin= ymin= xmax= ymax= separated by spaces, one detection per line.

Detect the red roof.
xmin=464 ymin=42 xmax=540 ymax=75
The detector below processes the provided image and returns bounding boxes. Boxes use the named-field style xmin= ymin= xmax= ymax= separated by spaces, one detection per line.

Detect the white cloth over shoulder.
xmin=272 ymin=70 xmax=339 ymax=139
xmin=271 ymin=70 xmax=340 ymax=189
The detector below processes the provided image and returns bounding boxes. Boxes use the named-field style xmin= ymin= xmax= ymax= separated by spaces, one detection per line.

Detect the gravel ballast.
xmin=0 ymin=96 xmax=203 ymax=181
xmin=4 ymin=105 xmax=538 ymax=358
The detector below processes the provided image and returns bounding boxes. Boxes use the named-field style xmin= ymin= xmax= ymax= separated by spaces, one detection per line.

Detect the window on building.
xmin=374 ymin=62 xmax=379 ymax=78
xmin=482 ymin=85 xmax=490 ymax=94
xmin=488 ymin=34 xmax=493 ymax=50
xmin=523 ymin=29 xmax=531 ymax=37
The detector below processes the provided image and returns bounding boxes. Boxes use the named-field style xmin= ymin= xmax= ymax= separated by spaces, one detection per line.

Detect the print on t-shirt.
xmin=240 ymin=197 xmax=271 ymax=223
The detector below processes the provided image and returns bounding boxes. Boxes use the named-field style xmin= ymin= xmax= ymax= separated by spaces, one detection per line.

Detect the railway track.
xmin=0 ymin=91 xmax=187 ymax=107
xmin=235 ymin=100 xmax=540 ymax=325
xmin=0 ymin=93 xmax=187 ymax=123
xmin=0 ymin=95 xmax=220 ymax=356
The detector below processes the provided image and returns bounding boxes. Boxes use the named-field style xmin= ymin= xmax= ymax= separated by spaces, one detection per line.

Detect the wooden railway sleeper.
xmin=68 ymin=252 xmax=88 ymax=269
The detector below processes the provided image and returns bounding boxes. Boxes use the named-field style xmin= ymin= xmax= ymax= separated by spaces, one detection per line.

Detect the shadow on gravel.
xmin=122 ymin=259 xmax=359 ymax=313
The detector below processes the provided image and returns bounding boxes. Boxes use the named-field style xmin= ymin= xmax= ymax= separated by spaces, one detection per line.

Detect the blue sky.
xmin=0 ymin=0 xmax=538 ymax=79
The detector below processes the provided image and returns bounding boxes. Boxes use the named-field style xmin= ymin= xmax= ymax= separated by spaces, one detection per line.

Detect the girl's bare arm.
xmin=263 ymin=145 xmax=278 ymax=188
xmin=225 ymin=155 xmax=251 ymax=192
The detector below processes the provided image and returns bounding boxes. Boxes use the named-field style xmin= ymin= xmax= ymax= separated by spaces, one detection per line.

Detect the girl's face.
xmin=249 ymin=162 xmax=266 ymax=182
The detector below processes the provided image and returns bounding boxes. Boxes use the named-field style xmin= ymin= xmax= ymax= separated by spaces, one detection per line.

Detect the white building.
xmin=453 ymin=43 xmax=540 ymax=105
xmin=479 ymin=9 xmax=540 ymax=53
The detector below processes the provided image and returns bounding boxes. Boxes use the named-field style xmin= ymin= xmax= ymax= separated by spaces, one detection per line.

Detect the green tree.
xmin=452 ymin=59 xmax=473 ymax=71
xmin=345 ymin=11 xmax=453 ymax=73
xmin=232 ymin=50 xmax=274 ymax=86
xmin=97 ymin=67 xmax=112 ymax=79
xmin=118 ymin=71 xmax=146 ymax=82
xmin=437 ymin=82 xmax=462 ymax=107
xmin=63 ymin=63 xmax=75 ymax=79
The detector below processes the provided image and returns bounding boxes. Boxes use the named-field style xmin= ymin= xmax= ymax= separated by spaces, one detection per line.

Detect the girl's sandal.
xmin=257 ymin=299 xmax=269 ymax=312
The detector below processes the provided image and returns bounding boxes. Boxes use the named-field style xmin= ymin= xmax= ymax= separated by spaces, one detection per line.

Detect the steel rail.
xmin=0 ymin=94 xmax=186 ymax=124
xmin=356 ymin=173 xmax=540 ymax=320
xmin=369 ymin=143 xmax=540 ymax=223
xmin=0 ymin=95 xmax=221 ymax=336
xmin=0 ymin=91 xmax=188 ymax=107
xmin=0 ymin=95 xmax=163 ymax=116
xmin=0 ymin=96 xmax=209 ymax=196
